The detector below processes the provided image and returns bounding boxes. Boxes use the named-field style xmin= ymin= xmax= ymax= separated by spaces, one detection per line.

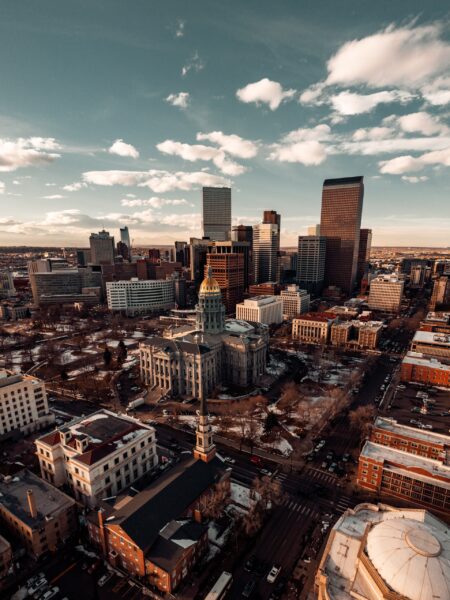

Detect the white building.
xmin=316 ymin=502 xmax=450 ymax=600
xmin=106 ymin=278 xmax=175 ymax=315
xmin=292 ymin=313 xmax=335 ymax=344
xmin=236 ymin=295 xmax=283 ymax=325
xmin=368 ymin=275 xmax=404 ymax=312
xmin=0 ymin=370 xmax=54 ymax=437
xmin=280 ymin=285 xmax=310 ymax=318
xmin=35 ymin=410 xmax=157 ymax=508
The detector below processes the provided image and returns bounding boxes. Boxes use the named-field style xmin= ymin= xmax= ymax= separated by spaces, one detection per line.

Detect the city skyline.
xmin=0 ymin=1 xmax=450 ymax=247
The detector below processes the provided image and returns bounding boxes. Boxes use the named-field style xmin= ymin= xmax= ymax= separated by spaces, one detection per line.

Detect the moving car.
xmin=267 ymin=565 xmax=281 ymax=583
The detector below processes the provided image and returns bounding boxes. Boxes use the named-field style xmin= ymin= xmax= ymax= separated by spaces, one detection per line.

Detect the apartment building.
xmin=401 ymin=352 xmax=450 ymax=387
xmin=0 ymin=370 xmax=54 ymax=437
xmin=410 ymin=330 xmax=450 ymax=360
xmin=0 ymin=470 xmax=77 ymax=558
xmin=368 ymin=275 xmax=404 ymax=312
xmin=106 ymin=278 xmax=175 ymax=316
xmin=330 ymin=320 xmax=382 ymax=350
xmin=36 ymin=410 xmax=157 ymax=508
xmin=0 ymin=535 xmax=12 ymax=579
xmin=236 ymin=295 xmax=283 ymax=325
xmin=292 ymin=313 xmax=336 ymax=344
xmin=280 ymin=285 xmax=310 ymax=318
xmin=357 ymin=321 xmax=383 ymax=350
xmin=357 ymin=417 xmax=450 ymax=514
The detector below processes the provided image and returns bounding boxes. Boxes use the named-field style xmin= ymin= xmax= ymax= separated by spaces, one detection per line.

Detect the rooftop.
xmin=323 ymin=176 xmax=363 ymax=186
xmin=242 ymin=295 xmax=282 ymax=306
xmin=373 ymin=417 xmax=450 ymax=449
xmin=403 ymin=352 xmax=450 ymax=371
xmin=0 ymin=370 xmax=41 ymax=388
xmin=294 ymin=312 xmax=336 ymax=323
xmin=413 ymin=330 xmax=450 ymax=347
xmin=0 ymin=469 xmax=74 ymax=528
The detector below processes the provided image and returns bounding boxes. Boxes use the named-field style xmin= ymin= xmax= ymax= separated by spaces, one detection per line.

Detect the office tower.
xmin=356 ymin=228 xmax=372 ymax=285
xmin=106 ymin=278 xmax=175 ymax=316
xmin=208 ymin=240 xmax=251 ymax=291
xmin=253 ymin=211 xmax=281 ymax=284
xmin=231 ymin=225 xmax=253 ymax=244
xmin=29 ymin=266 xmax=102 ymax=306
xmin=0 ymin=272 xmax=15 ymax=299
xmin=202 ymin=187 xmax=231 ymax=241
xmin=368 ymin=275 xmax=404 ymax=312
xmin=307 ymin=224 xmax=320 ymax=236
xmin=320 ymin=176 xmax=364 ymax=294
xmin=116 ymin=241 xmax=130 ymax=261
xmin=76 ymin=249 xmax=91 ymax=267
xmin=206 ymin=253 xmax=244 ymax=314
xmin=280 ymin=285 xmax=310 ymax=318
xmin=189 ymin=238 xmax=210 ymax=286
xmin=89 ymin=230 xmax=115 ymax=265
xmin=430 ymin=276 xmax=450 ymax=310
xmin=120 ymin=226 xmax=131 ymax=251
xmin=175 ymin=241 xmax=188 ymax=267
xmin=173 ymin=274 xmax=187 ymax=308
xmin=148 ymin=248 xmax=161 ymax=263
xmin=28 ymin=257 xmax=69 ymax=273
xmin=236 ymin=296 xmax=283 ymax=325
xmin=297 ymin=236 xmax=326 ymax=295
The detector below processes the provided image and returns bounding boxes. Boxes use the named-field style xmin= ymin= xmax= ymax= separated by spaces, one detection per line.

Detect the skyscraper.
xmin=307 ymin=224 xmax=321 ymax=236
xmin=89 ymin=230 xmax=115 ymax=265
xmin=297 ymin=235 xmax=326 ymax=295
xmin=120 ymin=226 xmax=131 ymax=251
xmin=205 ymin=252 xmax=244 ymax=314
xmin=356 ymin=228 xmax=372 ymax=285
xmin=202 ymin=187 xmax=231 ymax=241
xmin=253 ymin=211 xmax=281 ymax=284
xmin=320 ymin=176 xmax=364 ymax=294
xmin=208 ymin=240 xmax=252 ymax=291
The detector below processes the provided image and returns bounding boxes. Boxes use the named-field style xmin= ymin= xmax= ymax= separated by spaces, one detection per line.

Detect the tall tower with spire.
xmin=193 ymin=396 xmax=216 ymax=462
xmin=195 ymin=266 xmax=225 ymax=334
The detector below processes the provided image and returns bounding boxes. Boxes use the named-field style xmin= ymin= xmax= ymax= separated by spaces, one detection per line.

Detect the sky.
xmin=0 ymin=0 xmax=449 ymax=248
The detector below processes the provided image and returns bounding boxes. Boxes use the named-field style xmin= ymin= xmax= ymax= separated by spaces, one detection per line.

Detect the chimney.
xmin=27 ymin=489 xmax=37 ymax=518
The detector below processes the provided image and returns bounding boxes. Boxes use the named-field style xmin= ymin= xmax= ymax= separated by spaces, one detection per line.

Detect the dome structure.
xmin=366 ymin=517 xmax=450 ymax=600
xmin=199 ymin=267 xmax=221 ymax=296
xmin=195 ymin=266 xmax=225 ymax=334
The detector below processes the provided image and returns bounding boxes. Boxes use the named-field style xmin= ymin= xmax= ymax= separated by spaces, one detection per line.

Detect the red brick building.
xmin=357 ymin=417 xmax=450 ymax=515
xmin=401 ymin=352 xmax=450 ymax=387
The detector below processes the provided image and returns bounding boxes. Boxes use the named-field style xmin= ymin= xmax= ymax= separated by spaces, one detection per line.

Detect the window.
xmin=114 ymin=457 xmax=119 ymax=465
xmin=103 ymin=464 xmax=109 ymax=472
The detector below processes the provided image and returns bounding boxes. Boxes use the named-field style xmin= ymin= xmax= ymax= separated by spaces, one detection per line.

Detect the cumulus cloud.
xmin=63 ymin=181 xmax=87 ymax=192
xmin=181 ymin=51 xmax=204 ymax=76
xmin=120 ymin=197 xmax=189 ymax=208
xmin=401 ymin=175 xmax=429 ymax=183
xmin=108 ymin=139 xmax=139 ymax=159
xmin=0 ymin=137 xmax=61 ymax=172
xmin=156 ymin=140 xmax=246 ymax=175
xmin=268 ymin=140 xmax=327 ymax=165
xmin=196 ymin=131 xmax=258 ymax=158
xmin=325 ymin=23 xmax=450 ymax=88
xmin=236 ymin=78 xmax=296 ymax=110
xmin=396 ymin=111 xmax=449 ymax=135
xmin=42 ymin=194 xmax=65 ymax=199
xmin=422 ymin=76 xmax=450 ymax=105
xmin=166 ymin=92 xmax=190 ymax=109
xmin=82 ymin=168 xmax=229 ymax=193
xmin=379 ymin=148 xmax=450 ymax=175
xmin=175 ymin=19 xmax=185 ymax=38
xmin=0 ymin=181 xmax=4 ymax=194
xmin=329 ymin=90 xmax=414 ymax=115
xmin=281 ymin=124 xmax=332 ymax=144
xmin=352 ymin=127 xmax=395 ymax=141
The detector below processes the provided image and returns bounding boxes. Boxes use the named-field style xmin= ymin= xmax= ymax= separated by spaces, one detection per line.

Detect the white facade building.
xmin=35 ymin=410 xmax=157 ymax=508
xmin=106 ymin=278 xmax=175 ymax=315
xmin=280 ymin=285 xmax=310 ymax=318
xmin=292 ymin=314 xmax=335 ymax=344
xmin=0 ymin=370 xmax=54 ymax=436
xmin=236 ymin=295 xmax=283 ymax=325
xmin=368 ymin=275 xmax=404 ymax=312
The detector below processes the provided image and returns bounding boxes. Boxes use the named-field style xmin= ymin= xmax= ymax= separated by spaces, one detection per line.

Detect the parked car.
xmin=328 ymin=462 xmax=337 ymax=473
xmin=98 ymin=572 xmax=114 ymax=587
xmin=321 ymin=461 xmax=328 ymax=469
xmin=39 ymin=588 xmax=59 ymax=600
xmin=242 ymin=579 xmax=257 ymax=598
xmin=28 ymin=579 xmax=47 ymax=596
xmin=267 ymin=564 xmax=281 ymax=583
xmin=342 ymin=453 xmax=350 ymax=462
xmin=224 ymin=456 xmax=236 ymax=464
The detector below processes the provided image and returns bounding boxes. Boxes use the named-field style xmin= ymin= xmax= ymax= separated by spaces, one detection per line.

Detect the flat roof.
xmin=323 ymin=176 xmax=363 ymax=186
xmin=413 ymin=331 xmax=450 ymax=347
xmin=402 ymin=352 xmax=450 ymax=371
xmin=373 ymin=417 xmax=450 ymax=448
xmin=361 ymin=441 xmax=450 ymax=480
xmin=0 ymin=469 xmax=74 ymax=528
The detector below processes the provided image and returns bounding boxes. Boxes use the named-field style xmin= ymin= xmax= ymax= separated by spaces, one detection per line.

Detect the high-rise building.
xmin=207 ymin=240 xmax=252 ymax=291
xmin=280 ymin=284 xmax=310 ymax=318
xmin=307 ymin=224 xmax=320 ymax=236
xmin=175 ymin=241 xmax=188 ymax=267
xmin=430 ymin=276 xmax=450 ymax=310
xmin=29 ymin=267 xmax=102 ymax=306
xmin=205 ymin=253 xmax=244 ymax=314
xmin=106 ymin=278 xmax=175 ymax=316
xmin=368 ymin=275 xmax=404 ymax=313
xmin=189 ymin=238 xmax=210 ymax=286
xmin=89 ymin=230 xmax=115 ymax=265
xmin=320 ymin=176 xmax=364 ymax=294
xmin=253 ymin=211 xmax=281 ymax=284
xmin=0 ymin=272 xmax=15 ymax=299
xmin=231 ymin=225 xmax=253 ymax=244
xmin=297 ymin=236 xmax=326 ymax=295
xmin=356 ymin=228 xmax=372 ymax=285
xmin=116 ymin=241 xmax=130 ymax=261
xmin=236 ymin=296 xmax=283 ymax=325
xmin=202 ymin=187 xmax=231 ymax=241
xmin=120 ymin=226 xmax=131 ymax=251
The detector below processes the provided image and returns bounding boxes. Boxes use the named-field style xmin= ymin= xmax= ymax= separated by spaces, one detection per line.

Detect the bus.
xmin=204 ymin=571 xmax=233 ymax=600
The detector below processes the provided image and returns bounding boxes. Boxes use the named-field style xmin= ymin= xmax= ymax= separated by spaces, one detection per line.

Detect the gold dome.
xmin=199 ymin=267 xmax=221 ymax=295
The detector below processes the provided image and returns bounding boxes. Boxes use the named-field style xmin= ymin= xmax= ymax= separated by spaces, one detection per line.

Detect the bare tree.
xmin=349 ymin=405 xmax=375 ymax=445
xmin=199 ymin=480 xmax=231 ymax=520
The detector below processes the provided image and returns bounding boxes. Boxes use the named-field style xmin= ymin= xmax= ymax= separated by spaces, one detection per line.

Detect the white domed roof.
xmin=366 ymin=517 xmax=450 ymax=600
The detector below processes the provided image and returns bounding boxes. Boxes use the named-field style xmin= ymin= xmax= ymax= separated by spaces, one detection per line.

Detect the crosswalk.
xmin=279 ymin=496 xmax=321 ymax=520
xmin=335 ymin=494 xmax=352 ymax=514
xmin=302 ymin=467 xmax=339 ymax=486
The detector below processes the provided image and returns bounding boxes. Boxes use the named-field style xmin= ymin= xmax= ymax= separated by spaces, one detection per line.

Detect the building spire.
xmin=193 ymin=396 xmax=216 ymax=463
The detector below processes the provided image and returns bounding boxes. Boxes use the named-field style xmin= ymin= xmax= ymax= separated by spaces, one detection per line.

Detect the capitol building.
xmin=315 ymin=502 xmax=450 ymax=600
xmin=139 ymin=267 xmax=268 ymax=401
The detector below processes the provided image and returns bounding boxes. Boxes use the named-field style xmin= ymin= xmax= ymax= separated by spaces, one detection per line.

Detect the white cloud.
xmin=422 ymin=76 xmax=450 ymax=105
xmin=330 ymin=90 xmax=414 ymax=115
xmin=236 ymin=78 xmax=296 ymax=110
xmin=325 ymin=23 xmax=450 ymax=88
xmin=402 ymin=175 xmax=429 ymax=183
xmin=156 ymin=140 xmax=246 ymax=175
xmin=268 ymin=140 xmax=327 ymax=166
xmin=0 ymin=137 xmax=61 ymax=172
xmin=45 ymin=182 xmax=57 ymax=187
xmin=396 ymin=111 xmax=448 ymax=135
xmin=108 ymin=139 xmax=139 ymax=159
xmin=196 ymin=131 xmax=258 ymax=158
xmin=0 ymin=181 xmax=4 ymax=194
xmin=120 ymin=197 xmax=189 ymax=208
xmin=281 ymin=124 xmax=332 ymax=143
xmin=175 ymin=19 xmax=185 ymax=38
xmin=352 ymin=127 xmax=395 ymax=141
xmin=181 ymin=51 xmax=204 ymax=76
xmin=82 ymin=168 xmax=229 ymax=193
xmin=63 ymin=181 xmax=87 ymax=192
xmin=42 ymin=194 xmax=65 ymax=200
xmin=166 ymin=92 xmax=190 ymax=109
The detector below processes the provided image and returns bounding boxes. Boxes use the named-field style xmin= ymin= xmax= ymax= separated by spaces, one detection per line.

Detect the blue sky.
xmin=0 ymin=0 xmax=449 ymax=247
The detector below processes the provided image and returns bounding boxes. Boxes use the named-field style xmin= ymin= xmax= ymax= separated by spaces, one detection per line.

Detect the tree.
xmin=103 ymin=346 xmax=112 ymax=368
xmin=349 ymin=405 xmax=375 ymax=445
xmin=278 ymin=381 xmax=300 ymax=419
xmin=199 ymin=480 xmax=230 ymax=520
xmin=117 ymin=340 xmax=127 ymax=365
xmin=264 ymin=411 xmax=278 ymax=432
